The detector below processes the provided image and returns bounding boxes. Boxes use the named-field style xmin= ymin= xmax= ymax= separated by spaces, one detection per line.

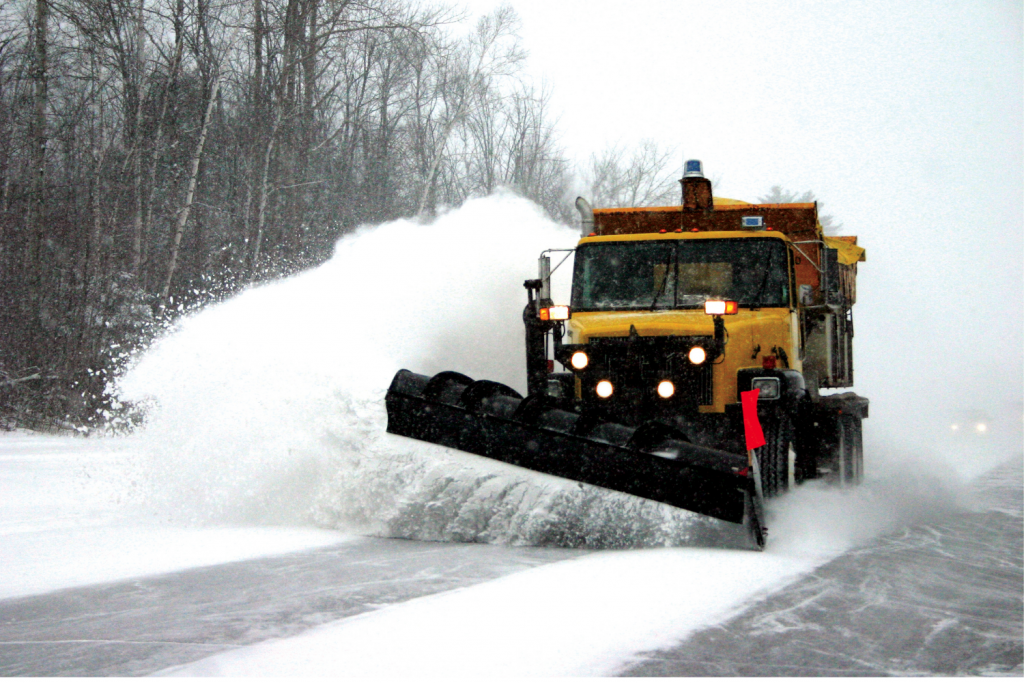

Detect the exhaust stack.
xmin=680 ymin=159 xmax=713 ymax=211
xmin=575 ymin=196 xmax=595 ymax=235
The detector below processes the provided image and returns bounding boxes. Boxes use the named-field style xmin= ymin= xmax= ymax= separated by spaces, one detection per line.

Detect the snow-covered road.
xmin=0 ymin=432 xmax=1019 ymax=676
xmin=0 ymin=533 xmax=582 ymax=676
xmin=622 ymin=459 xmax=1023 ymax=676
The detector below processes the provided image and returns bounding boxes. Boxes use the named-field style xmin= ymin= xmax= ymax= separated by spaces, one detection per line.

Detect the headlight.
xmin=595 ymin=380 xmax=614 ymax=398
xmin=656 ymin=380 xmax=675 ymax=399
xmin=751 ymin=377 xmax=780 ymax=399
xmin=688 ymin=346 xmax=706 ymax=364
xmin=704 ymin=300 xmax=738 ymax=315
xmin=570 ymin=351 xmax=589 ymax=370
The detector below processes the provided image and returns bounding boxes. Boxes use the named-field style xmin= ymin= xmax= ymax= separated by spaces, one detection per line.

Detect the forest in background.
xmin=0 ymin=0 xmax=829 ymax=431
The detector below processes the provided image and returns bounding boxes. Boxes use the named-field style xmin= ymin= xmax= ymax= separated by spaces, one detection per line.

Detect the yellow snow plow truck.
xmin=385 ymin=160 xmax=867 ymax=548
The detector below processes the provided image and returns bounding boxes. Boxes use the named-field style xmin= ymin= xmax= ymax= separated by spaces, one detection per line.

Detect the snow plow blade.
xmin=385 ymin=369 xmax=765 ymax=547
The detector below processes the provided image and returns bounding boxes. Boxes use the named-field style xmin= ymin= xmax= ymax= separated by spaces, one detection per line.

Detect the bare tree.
xmin=415 ymin=4 xmax=524 ymax=215
xmin=161 ymin=9 xmax=238 ymax=302
xmin=585 ymin=139 xmax=679 ymax=209
xmin=28 ymin=0 xmax=48 ymax=293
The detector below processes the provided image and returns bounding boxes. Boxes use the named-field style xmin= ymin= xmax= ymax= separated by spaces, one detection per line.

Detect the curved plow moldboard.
xmin=384 ymin=370 xmax=759 ymax=534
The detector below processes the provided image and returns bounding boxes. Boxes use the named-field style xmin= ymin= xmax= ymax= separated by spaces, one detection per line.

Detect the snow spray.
xmin=115 ymin=194 xmax=740 ymax=548
xmin=115 ymin=191 xmax=1008 ymax=553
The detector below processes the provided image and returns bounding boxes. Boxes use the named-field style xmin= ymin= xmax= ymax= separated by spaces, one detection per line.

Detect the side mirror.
xmin=538 ymin=254 xmax=551 ymax=302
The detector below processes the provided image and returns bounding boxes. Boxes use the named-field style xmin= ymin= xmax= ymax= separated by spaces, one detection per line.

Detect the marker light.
xmin=688 ymin=346 xmax=707 ymax=364
xmin=657 ymin=380 xmax=675 ymax=399
xmin=595 ymin=380 xmax=614 ymax=398
xmin=704 ymin=300 xmax=738 ymax=315
xmin=539 ymin=305 xmax=570 ymax=321
xmin=570 ymin=351 xmax=589 ymax=370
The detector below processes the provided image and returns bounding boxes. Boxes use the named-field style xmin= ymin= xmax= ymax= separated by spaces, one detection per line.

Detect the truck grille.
xmin=695 ymin=361 xmax=713 ymax=405
xmin=577 ymin=334 xmax=716 ymax=418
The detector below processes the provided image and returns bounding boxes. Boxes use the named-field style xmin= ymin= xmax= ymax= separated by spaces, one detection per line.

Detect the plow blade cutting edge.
xmin=385 ymin=370 xmax=766 ymax=548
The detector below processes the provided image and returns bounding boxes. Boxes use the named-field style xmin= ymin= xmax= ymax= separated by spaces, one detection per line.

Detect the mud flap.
xmin=386 ymin=369 xmax=765 ymax=548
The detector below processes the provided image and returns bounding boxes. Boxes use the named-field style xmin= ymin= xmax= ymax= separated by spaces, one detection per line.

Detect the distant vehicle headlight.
xmin=595 ymin=380 xmax=614 ymax=398
xmin=570 ymin=351 xmax=589 ymax=370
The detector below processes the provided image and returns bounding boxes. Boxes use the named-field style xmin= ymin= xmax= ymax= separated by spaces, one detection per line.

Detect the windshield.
xmin=571 ymin=238 xmax=790 ymax=311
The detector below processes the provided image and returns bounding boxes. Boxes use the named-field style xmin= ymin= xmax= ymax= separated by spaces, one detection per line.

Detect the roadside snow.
xmin=0 ymin=432 xmax=352 ymax=600
xmin=160 ymin=547 xmax=813 ymax=677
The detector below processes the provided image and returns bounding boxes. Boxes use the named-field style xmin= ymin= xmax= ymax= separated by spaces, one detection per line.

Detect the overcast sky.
xmin=458 ymin=0 xmax=1023 ymax=453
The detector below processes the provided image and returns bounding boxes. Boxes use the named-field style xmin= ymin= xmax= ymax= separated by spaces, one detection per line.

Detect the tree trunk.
xmin=253 ymin=0 xmax=264 ymax=106
xmin=129 ymin=0 xmax=146 ymax=275
xmin=143 ymin=0 xmax=184 ymax=287
xmin=250 ymin=115 xmax=279 ymax=279
xmin=27 ymin=0 xmax=48 ymax=294
xmin=161 ymin=71 xmax=222 ymax=302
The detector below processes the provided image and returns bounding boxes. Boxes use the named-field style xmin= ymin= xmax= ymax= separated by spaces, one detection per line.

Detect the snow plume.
xmin=114 ymin=191 xmax=1010 ymax=552
xmin=113 ymin=193 xmax=734 ymax=547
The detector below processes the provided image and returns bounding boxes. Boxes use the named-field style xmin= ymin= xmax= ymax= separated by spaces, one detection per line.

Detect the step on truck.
xmin=385 ymin=160 xmax=868 ymax=548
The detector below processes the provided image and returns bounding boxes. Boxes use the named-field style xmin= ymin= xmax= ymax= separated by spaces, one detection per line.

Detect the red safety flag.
xmin=741 ymin=389 xmax=766 ymax=451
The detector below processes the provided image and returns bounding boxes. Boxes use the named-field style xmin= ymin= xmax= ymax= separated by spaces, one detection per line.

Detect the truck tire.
xmin=832 ymin=414 xmax=864 ymax=486
xmin=854 ymin=416 xmax=864 ymax=483
xmin=841 ymin=414 xmax=863 ymax=485
xmin=792 ymin=413 xmax=818 ymax=484
xmin=757 ymin=413 xmax=791 ymax=497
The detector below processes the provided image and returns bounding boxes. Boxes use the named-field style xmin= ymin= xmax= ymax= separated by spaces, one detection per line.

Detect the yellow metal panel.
xmin=823 ymin=235 xmax=866 ymax=264
xmin=577 ymin=230 xmax=793 ymax=246
xmin=569 ymin=308 xmax=798 ymax=412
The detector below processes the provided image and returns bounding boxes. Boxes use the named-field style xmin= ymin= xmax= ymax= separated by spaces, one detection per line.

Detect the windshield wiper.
xmin=749 ymin=263 xmax=773 ymax=309
xmin=649 ymin=259 xmax=672 ymax=310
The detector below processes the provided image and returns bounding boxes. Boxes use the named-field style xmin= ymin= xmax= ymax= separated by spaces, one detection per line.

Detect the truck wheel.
xmin=757 ymin=413 xmax=791 ymax=497
xmin=834 ymin=414 xmax=863 ymax=487
xmin=844 ymin=414 xmax=864 ymax=484
xmin=793 ymin=442 xmax=814 ymax=484
xmin=792 ymin=416 xmax=817 ymax=484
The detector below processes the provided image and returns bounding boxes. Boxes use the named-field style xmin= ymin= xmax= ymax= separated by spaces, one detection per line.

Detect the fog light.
xmin=570 ymin=351 xmax=589 ymax=370
xmin=595 ymin=380 xmax=614 ymax=398
xmin=751 ymin=377 xmax=780 ymax=399
xmin=657 ymin=380 xmax=675 ymax=399
xmin=688 ymin=346 xmax=706 ymax=364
